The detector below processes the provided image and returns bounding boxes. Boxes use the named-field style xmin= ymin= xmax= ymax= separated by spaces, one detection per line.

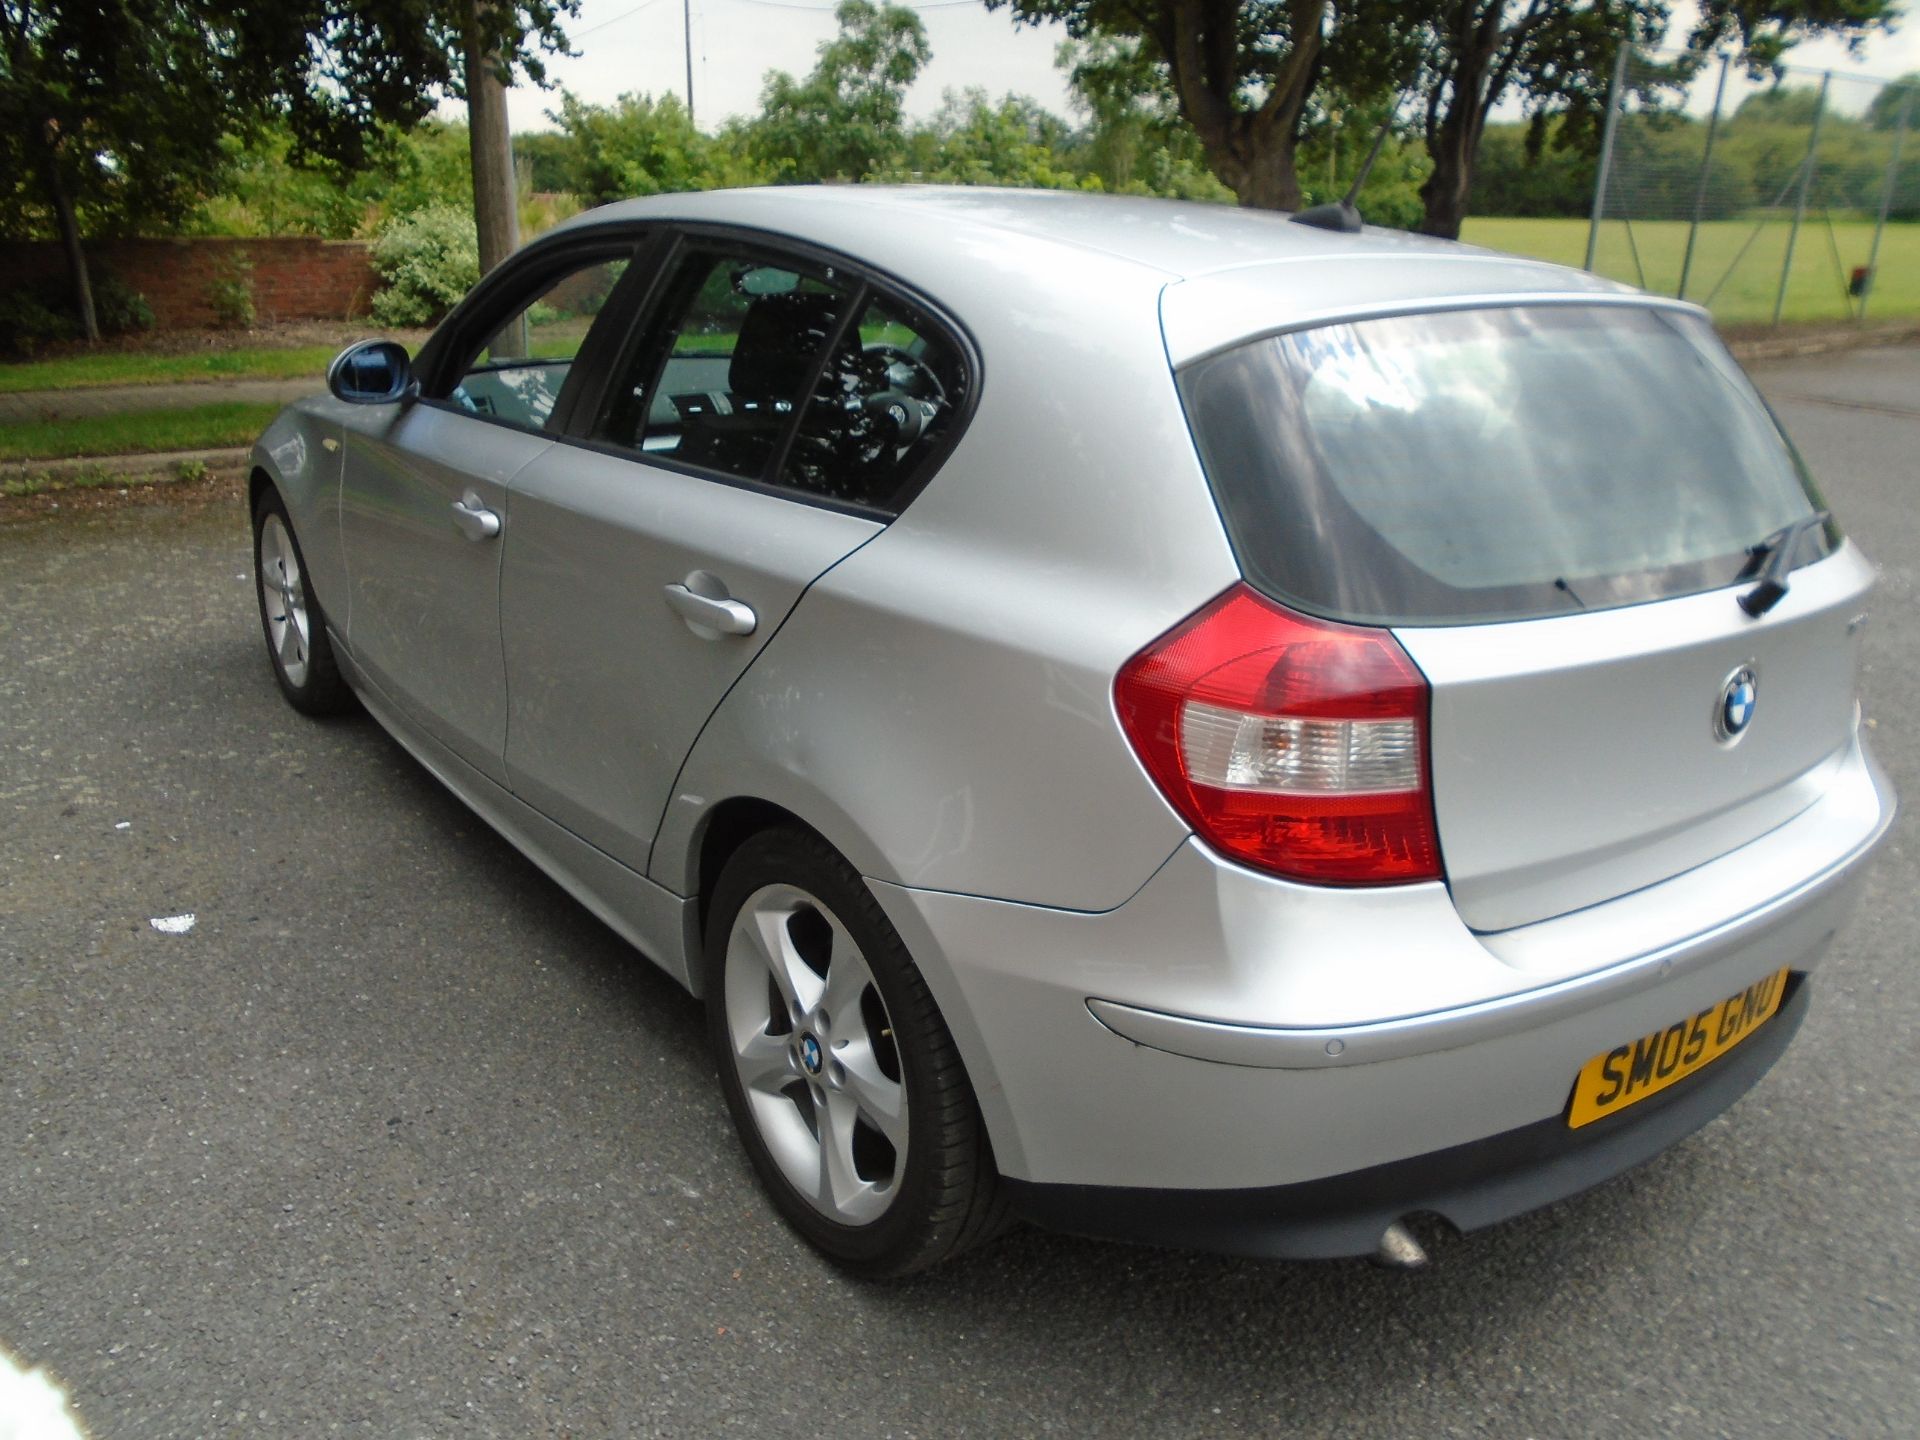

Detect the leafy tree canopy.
xmin=984 ymin=0 xmax=1412 ymax=210
xmin=749 ymin=0 xmax=931 ymax=183
xmin=1866 ymin=71 xmax=1918 ymax=129
xmin=0 ymin=0 xmax=574 ymax=336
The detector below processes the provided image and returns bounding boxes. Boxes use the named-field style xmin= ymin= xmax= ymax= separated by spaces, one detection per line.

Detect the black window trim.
xmin=409 ymin=227 xmax=670 ymax=440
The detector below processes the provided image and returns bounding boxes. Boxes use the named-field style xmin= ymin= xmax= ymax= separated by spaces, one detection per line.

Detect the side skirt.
xmin=333 ymin=634 xmax=703 ymax=995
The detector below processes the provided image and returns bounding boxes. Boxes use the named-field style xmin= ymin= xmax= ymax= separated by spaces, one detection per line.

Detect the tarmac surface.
xmin=2 ymin=347 xmax=1917 ymax=1437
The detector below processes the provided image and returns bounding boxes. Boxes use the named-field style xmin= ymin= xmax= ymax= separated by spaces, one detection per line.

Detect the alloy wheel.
xmin=722 ymin=883 xmax=908 ymax=1226
xmin=257 ymin=512 xmax=311 ymax=689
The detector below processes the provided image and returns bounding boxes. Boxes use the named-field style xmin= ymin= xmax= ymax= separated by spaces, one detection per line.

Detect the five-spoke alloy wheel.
xmin=705 ymin=827 xmax=1006 ymax=1276
xmin=723 ymin=882 xmax=909 ymax=1227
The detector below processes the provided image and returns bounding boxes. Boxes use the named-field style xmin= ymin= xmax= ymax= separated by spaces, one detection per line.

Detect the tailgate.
xmin=1398 ymin=545 xmax=1873 ymax=933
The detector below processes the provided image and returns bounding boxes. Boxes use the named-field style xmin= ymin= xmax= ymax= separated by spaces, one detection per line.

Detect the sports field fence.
xmin=1587 ymin=47 xmax=1916 ymax=325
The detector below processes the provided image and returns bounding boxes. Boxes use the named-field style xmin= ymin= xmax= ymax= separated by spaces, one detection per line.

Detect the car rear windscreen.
xmin=1178 ymin=304 xmax=1832 ymax=626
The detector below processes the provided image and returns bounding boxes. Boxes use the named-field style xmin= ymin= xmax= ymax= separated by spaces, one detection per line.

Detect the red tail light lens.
xmin=1114 ymin=584 xmax=1442 ymax=885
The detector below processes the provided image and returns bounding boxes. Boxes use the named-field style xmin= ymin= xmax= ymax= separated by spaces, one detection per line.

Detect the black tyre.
xmin=252 ymin=487 xmax=353 ymax=716
xmin=705 ymin=826 xmax=1008 ymax=1276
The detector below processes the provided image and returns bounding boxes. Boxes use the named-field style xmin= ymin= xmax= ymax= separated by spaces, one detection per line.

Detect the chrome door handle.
xmin=663 ymin=582 xmax=756 ymax=637
xmin=450 ymin=491 xmax=501 ymax=541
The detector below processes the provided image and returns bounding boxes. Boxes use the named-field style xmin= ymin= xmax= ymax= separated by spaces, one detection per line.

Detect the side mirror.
xmin=327 ymin=340 xmax=416 ymax=405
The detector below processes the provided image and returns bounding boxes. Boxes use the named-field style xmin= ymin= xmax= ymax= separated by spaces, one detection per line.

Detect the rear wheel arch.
xmin=692 ymin=797 xmax=820 ymax=946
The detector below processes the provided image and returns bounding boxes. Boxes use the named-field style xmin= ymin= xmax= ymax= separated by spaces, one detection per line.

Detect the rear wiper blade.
xmin=1738 ymin=509 xmax=1830 ymax=618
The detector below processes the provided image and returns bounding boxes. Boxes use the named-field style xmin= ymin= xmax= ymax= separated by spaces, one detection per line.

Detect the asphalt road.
xmin=3 ymin=348 xmax=1917 ymax=1439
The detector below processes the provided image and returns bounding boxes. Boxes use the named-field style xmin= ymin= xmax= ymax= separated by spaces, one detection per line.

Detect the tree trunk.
xmin=1194 ymin=118 xmax=1306 ymax=211
xmin=1234 ymin=143 xmax=1306 ymax=211
xmin=1156 ymin=0 xmax=1319 ymax=212
xmin=39 ymin=133 xmax=99 ymax=343
xmin=1418 ymin=120 xmax=1477 ymax=239
xmin=464 ymin=0 xmax=520 ymax=277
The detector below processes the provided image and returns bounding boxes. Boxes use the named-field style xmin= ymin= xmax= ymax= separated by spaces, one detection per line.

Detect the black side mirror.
xmin=327 ymin=340 xmax=416 ymax=405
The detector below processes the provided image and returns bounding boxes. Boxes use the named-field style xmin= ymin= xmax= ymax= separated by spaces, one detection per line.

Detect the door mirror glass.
xmin=327 ymin=340 xmax=415 ymax=405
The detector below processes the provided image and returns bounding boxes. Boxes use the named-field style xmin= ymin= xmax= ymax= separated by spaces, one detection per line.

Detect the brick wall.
xmin=0 ymin=237 xmax=378 ymax=329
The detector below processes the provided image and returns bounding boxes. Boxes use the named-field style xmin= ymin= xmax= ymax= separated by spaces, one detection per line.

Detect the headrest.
xmin=729 ymin=292 xmax=845 ymax=398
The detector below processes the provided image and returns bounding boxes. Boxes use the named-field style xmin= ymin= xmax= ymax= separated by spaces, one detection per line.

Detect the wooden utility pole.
xmin=464 ymin=0 xmax=520 ymax=278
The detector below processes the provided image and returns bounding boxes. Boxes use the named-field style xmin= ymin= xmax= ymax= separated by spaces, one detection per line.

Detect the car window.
xmin=449 ymin=255 xmax=630 ymax=432
xmin=779 ymin=292 xmax=968 ymax=511
xmin=1179 ymin=305 xmax=1830 ymax=626
xmin=599 ymin=251 xmax=855 ymax=483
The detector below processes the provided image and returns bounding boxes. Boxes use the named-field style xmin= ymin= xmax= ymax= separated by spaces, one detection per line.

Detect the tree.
xmin=1411 ymin=0 xmax=1897 ymax=240
xmin=1866 ymin=72 xmax=1917 ymax=130
xmin=985 ymin=1 xmax=1414 ymax=210
xmin=748 ymin=1 xmax=930 ymax=183
xmin=546 ymin=90 xmax=765 ymax=202
xmin=888 ymin=88 xmax=1084 ymax=188
xmin=0 ymin=0 xmax=573 ymax=341
xmin=2 ymin=2 xmax=237 ymax=338
xmin=1055 ymin=34 xmax=1227 ymax=198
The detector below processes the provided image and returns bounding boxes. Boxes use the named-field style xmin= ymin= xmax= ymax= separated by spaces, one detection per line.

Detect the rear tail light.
xmin=1114 ymin=584 xmax=1442 ymax=885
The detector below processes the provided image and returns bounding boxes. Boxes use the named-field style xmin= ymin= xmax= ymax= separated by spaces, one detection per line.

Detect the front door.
xmin=336 ymin=247 xmax=639 ymax=784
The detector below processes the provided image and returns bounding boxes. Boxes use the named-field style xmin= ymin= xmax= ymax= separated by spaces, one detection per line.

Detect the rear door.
xmin=1176 ymin=302 xmax=1871 ymax=936
xmin=338 ymin=241 xmax=643 ymax=783
xmin=498 ymin=240 xmax=970 ymax=874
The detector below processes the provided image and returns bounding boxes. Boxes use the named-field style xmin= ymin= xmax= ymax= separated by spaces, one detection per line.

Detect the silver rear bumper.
xmin=1087 ymin=739 xmax=1893 ymax=1070
xmin=870 ymin=733 xmax=1893 ymax=1194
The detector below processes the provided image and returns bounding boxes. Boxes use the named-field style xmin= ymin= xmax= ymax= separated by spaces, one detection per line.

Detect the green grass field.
xmin=0 ymin=402 xmax=283 ymax=462
xmin=1462 ymin=216 xmax=1920 ymax=326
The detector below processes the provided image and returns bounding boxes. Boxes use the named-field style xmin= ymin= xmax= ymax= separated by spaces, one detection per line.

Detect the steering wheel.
xmin=861 ymin=344 xmax=947 ymax=407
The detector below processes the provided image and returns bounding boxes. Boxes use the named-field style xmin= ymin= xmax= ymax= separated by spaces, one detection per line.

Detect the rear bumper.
xmin=868 ymin=734 xmax=1891 ymax=1209
xmin=1006 ymin=973 xmax=1810 ymax=1260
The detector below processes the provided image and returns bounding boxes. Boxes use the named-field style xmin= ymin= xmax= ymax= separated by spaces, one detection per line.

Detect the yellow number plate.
xmin=1567 ymin=968 xmax=1789 ymax=1129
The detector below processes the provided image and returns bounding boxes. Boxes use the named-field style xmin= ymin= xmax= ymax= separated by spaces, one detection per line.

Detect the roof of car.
xmin=567 ymin=184 xmax=1543 ymax=278
xmin=555 ymin=185 xmax=1654 ymax=366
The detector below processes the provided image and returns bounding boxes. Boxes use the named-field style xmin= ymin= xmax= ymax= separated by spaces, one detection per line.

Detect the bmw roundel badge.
xmin=1715 ymin=665 xmax=1759 ymax=744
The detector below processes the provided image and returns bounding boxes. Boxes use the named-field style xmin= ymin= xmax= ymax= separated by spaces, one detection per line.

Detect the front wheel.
xmin=705 ymin=827 xmax=1007 ymax=1276
xmin=252 ymin=487 xmax=352 ymax=716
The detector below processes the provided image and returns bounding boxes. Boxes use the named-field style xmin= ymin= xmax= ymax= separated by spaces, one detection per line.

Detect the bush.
xmin=0 ymin=287 xmax=78 ymax=357
xmin=92 ymin=271 xmax=154 ymax=336
xmin=370 ymin=206 xmax=480 ymax=327
xmin=207 ymin=254 xmax=256 ymax=328
xmin=0 ymin=271 xmax=153 ymax=355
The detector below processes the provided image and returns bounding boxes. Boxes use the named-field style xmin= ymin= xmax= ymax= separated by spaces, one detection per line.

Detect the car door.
xmin=336 ymin=241 xmax=645 ymax=784
xmin=498 ymin=238 xmax=971 ymax=875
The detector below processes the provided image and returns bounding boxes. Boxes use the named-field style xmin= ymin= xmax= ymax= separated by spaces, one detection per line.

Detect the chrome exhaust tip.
xmin=1371 ymin=1220 xmax=1430 ymax=1271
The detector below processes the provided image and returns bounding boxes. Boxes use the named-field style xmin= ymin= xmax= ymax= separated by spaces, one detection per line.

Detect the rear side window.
xmin=781 ymin=292 xmax=969 ymax=509
xmin=1179 ymin=305 xmax=1832 ymax=626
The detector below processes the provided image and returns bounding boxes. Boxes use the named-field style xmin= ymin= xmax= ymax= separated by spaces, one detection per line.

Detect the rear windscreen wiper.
xmin=1738 ymin=510 xmax=1830 ymax=618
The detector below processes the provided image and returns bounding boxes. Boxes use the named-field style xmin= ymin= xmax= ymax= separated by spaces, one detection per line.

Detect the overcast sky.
xmin=489 ymin=0 xmax=1919 ymax=135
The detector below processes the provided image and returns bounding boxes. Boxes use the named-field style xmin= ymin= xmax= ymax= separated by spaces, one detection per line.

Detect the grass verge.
xmin=0 ymin=402 xmax=281 ymax=462
xmin=0 ymin=345 xmax=337 ymax=394
xmin=1 ymin=458 xmax=218 ymax=500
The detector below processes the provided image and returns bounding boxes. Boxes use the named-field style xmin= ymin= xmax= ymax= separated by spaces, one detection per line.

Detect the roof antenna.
xmin=1292 ymin=93 xmax=1404 ymax=234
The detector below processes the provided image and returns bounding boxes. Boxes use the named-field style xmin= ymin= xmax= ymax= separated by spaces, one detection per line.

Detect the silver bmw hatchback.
xmin=250 ymin=187 xmax=1893 ymax=1275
